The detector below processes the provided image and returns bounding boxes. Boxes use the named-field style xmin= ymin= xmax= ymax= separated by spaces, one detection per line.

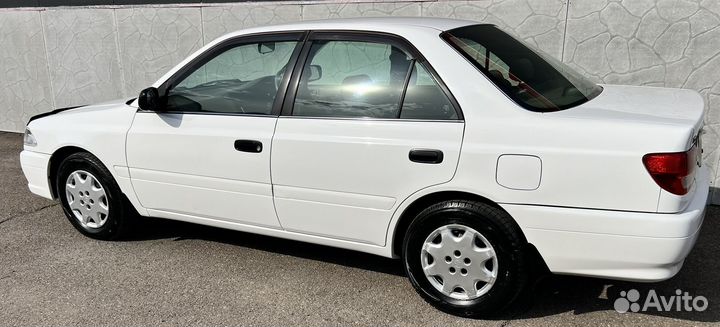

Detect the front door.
xmin=271 ymin=33 xmax=465 ymax=245
xmin=126 ymin=33 xmax=303 ymax=228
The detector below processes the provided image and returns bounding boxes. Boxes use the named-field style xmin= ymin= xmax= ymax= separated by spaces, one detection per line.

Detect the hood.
xmin=54 ymin=98 xmax=135 ymax=117
xmin=28 ymin=98 xmax=135 ymax=125
xmin=25 ymin=97 xmax=138 ymax=155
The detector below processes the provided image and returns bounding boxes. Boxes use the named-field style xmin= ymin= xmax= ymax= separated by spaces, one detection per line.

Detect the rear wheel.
xmin=402 ymin=200 xmax=528 ymax=317
xmin=57 ymin=152 xmax=132 ymax=240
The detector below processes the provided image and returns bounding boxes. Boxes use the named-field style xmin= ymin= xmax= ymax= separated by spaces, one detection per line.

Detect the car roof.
xmin=221 ymin=17 xmax=480 ymax=39
xmin=149 ymin=17 xmax=484 ymax=94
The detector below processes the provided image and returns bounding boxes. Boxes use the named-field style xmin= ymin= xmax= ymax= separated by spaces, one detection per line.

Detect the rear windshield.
xmin=443 ymin=25 xmax=602 ymax=112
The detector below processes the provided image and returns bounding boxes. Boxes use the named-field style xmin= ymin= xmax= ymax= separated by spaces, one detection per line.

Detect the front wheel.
xmin=57 ymin=152 xmax=132 ymax=240
xmin=402 ymin=200 xmax=529 ymax=317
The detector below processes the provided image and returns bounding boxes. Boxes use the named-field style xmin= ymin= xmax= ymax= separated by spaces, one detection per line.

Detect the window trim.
xmin=280 ymin=30 xmax=464 ymax=121
xmin=141 ymin=31 xmax=308 ymax=117
xmin=396 ymin=58 xmax=417 ymax=119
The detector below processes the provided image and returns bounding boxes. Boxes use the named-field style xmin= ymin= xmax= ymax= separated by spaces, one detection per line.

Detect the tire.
xmin=56 ymin=152 xmax=132 ymax=240
xmin=402 ymin=200 xmax=528 ymax=318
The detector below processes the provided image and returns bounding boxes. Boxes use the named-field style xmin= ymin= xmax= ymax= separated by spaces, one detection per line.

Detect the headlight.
xmin=23 ymin=128 xmax=37 ymax=147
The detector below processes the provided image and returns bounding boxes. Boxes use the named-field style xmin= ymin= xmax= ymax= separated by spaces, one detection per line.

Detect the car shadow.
xmin=127 ymin=216 xmax=406 ymax=277
xmin=126 ymin=204 xmax=719 ymax=323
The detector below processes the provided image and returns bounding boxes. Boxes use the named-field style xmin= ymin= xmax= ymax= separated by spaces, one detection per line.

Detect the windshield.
xmin=443 ymin=25 xmax=602 ymax=112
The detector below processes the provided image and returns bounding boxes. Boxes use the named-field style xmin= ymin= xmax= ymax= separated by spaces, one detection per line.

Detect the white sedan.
xmin=20 ymin=18 xmax=708 ymax=317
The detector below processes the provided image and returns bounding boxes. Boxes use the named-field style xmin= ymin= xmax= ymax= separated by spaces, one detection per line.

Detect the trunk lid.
xmin=560 ymin=85 xmax=704 ymax=143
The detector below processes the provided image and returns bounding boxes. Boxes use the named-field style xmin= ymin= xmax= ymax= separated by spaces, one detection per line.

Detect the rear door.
xmin=270 ymin=32 xmax=465 ymax=245
xmin=126 ymin=32 xmax=304 ymax=227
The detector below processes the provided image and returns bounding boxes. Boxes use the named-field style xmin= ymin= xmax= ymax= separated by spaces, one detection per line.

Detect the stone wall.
xmin=1 ymin=0 xmax=719 ymax=200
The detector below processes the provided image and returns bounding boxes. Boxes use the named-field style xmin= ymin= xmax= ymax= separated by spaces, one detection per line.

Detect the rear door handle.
xmin=409 ymin=149 xmax=443 ymax=164
xmin=234 ymin=140 xmax=263 ymax=153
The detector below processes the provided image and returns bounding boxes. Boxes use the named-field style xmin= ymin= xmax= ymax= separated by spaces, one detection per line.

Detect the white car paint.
xmin=126 ymin=113 xmax=280 ymax=228
xmin=271 ymin=117 xmax=463 ymax=245
xmin=20 ymin=17 xmax=708 ymax=282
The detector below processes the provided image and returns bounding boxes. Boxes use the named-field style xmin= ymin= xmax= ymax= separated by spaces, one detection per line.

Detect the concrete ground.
xmin=0 ymin=131 xmax=718 ymax=326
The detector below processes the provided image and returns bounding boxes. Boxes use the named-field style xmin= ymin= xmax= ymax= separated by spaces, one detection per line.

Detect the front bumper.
xmin=503 ymin=166 xmax=709 ymax=282
xmin=20 ymin=150 xmax=53 ymax=199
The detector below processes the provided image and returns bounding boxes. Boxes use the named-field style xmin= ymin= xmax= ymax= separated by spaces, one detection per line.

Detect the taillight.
xmin=642 ymin=147 xmax=697 ymax=195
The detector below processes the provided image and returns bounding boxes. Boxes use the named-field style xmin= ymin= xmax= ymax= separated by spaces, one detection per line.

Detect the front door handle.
xmin=409 ymin=149 xmax=443 ymax=164
xmin=234 ymin=140 xmax=263 ymax=153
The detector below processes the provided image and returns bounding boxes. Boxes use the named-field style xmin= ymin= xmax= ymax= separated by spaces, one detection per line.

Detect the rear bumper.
xmin=20 ymin=150 xmax=53 ymax=199
xmin=503 ymin=166 xmax=709 ymax=282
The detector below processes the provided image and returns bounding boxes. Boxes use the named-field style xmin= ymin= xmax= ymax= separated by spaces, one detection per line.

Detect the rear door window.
xmin=291 ymin=38 xmax=459 ymax=120
xmin=400 ymin=63 xmax=457 ymax=120
xmin=292 ymin=40 xmax=410 ymax=119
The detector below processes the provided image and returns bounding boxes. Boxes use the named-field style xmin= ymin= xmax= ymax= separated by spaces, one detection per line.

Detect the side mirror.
xmin=258 ymin=42 xmax=275 ymax=54
xmin=307 ymin=65 xmax=322 ymax=82
xmin=138 ymin=87 xmax=161 ymax=111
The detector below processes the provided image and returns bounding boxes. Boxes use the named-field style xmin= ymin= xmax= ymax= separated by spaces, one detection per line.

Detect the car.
xmin=20 ymin=17 xmax=708 ymax=317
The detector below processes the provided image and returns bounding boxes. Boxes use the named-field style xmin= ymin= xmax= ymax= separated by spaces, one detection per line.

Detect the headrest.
xmin=510 ymin=58 xmax=535 ymax=81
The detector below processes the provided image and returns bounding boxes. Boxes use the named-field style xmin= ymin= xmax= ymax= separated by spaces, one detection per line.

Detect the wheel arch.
xmin=48 ymin=145 xmax=92 ymax=199
xmin=390 ymin=191 xmax=529 ymax=259
xmin=47 ymin=145 xmax=147 ymax=217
